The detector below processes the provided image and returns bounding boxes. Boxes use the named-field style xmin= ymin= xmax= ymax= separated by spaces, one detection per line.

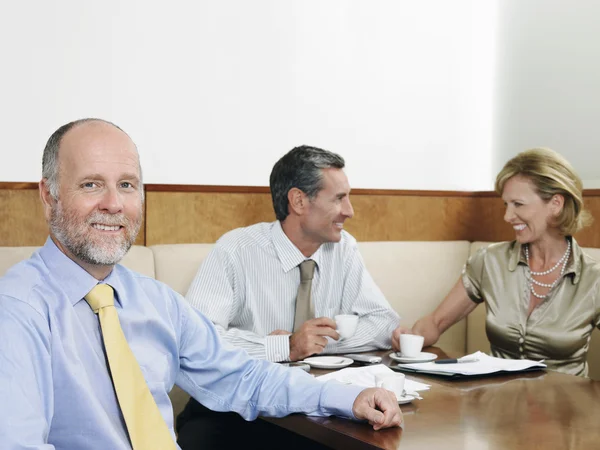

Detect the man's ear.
xmin=39 ymin=179 xmax=55 ymax=221
xmin=287 ymin=187 xmax=308 ymax=216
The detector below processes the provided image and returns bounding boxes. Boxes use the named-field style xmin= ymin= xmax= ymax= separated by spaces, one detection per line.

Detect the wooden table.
xmin=262 ymin=348 xmax=600 ymax=449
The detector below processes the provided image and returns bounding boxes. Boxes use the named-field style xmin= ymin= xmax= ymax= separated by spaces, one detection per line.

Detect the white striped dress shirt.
xmin=186 ymin=221 xmax=400 ymax=362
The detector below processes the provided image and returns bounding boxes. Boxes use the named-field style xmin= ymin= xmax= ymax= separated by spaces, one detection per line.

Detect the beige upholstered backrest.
xmin=120 ymin=246 xmax=156 ymax=278
xmin=150 ymin=244 xmax=215 ymax=296
xmin=466 ymin=242 xmax=600 ymax=380
xmin=580 ymin=247 xmax=600 ymax=380
xmin=0 ymin=247 xmax=39 ymax=276
xmin=0 ymin=245 xmax=155 ymax=279
xmin=358 ymin=241 xmax=471 ymax=355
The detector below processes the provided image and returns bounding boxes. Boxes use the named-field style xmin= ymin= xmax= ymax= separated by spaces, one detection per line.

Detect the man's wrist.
xmin=320 ymin=382 xmax=365 ymax=420
xmin=265 ymin=334 xmax=291 ymax=362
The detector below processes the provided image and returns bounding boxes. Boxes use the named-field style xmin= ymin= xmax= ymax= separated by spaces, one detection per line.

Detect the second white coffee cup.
xmin=399 ymin=334 xmax=425 ymax=357
xmin=375 ymin=373 xmax=406 ymax=398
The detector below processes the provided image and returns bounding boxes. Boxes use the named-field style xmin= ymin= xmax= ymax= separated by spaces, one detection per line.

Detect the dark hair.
xmin=269 ymin=145 xmax=345 ymax=221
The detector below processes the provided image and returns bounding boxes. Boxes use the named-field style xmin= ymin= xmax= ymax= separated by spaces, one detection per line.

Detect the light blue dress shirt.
xmin=0 ymin=238 xmax=363 ymax=449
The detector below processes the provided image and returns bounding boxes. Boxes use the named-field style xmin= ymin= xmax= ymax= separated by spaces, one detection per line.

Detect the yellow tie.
xmin=85 ymin=284 xmax=176 ymax=450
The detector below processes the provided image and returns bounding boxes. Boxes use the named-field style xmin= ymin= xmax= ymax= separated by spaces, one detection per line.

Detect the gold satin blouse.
xmin=462 ymin=237 xmax=600 ymax=377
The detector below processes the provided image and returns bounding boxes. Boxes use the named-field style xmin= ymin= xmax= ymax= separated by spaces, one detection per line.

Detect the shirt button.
xmin=519 ymin=346 xmax=524 ymax=353
xmin=520 ymin=355 xmax=525 ymax=359
xmin=518 ymin=337 xmax=525 ymax=344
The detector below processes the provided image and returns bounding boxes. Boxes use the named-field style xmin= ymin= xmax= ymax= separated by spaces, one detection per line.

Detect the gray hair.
xmin=269 ymin=145 xmax=345 ymax=221
xmin=42 ymin=118 xmax=143 ymax=200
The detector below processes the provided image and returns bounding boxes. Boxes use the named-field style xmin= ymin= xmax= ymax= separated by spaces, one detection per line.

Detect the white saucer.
xmin=303 ymin=356 xmax=354 ymax=369
xmin=396 ymin=393 xmax=417 ymax=405
xmin=389 ymin=352 xmax=438 ymax=363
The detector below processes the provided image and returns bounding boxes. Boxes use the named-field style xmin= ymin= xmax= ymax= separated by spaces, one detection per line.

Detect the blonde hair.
xmin=495 ymin=148 xmax=592 ymax=235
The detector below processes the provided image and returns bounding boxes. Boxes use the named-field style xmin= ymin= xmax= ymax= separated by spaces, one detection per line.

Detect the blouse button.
xmin=518 ymin=337 xmax=525 ymax=344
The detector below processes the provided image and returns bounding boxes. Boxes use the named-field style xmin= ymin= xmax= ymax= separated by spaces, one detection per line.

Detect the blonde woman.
xmin=393 ymin=148 xmax=599 ymax=376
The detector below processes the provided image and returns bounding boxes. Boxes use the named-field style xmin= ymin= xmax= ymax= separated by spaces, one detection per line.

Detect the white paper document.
xmin=316 ymin=364 xmax=430 ymax=393
xmin=396 ymin=351 xmax=546 ymax=376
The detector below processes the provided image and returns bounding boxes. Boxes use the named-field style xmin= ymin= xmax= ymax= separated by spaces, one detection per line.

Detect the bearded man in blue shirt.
xmin=0 ymin=119 xmax=402 ymax=449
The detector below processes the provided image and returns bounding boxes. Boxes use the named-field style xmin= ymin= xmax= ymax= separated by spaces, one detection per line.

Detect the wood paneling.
xmin=344 ymin=195 xmax=473 ymax=242
xmin=463 ymin=193 xmax=600 ymax=248
xmin=145 ymin=192 xmax=276 ymax=245
xmin=0 ymin=189 xmax=49 ymax=246
xmin=2 ymin=182 xmax=600 ymax=248
xmin=573 ymin=195 xmax=600 ymax=247
xmin=144 ymin=192 xmax=476 ymax=245
xmin=0 ymin=185 xmax=145 ymax=247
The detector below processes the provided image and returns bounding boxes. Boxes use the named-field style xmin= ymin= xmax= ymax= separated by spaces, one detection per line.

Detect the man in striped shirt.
xmin=177 ymin=145 xmax=401 ymax=449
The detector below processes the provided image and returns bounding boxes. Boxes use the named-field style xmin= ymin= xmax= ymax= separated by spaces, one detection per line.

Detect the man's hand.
xmin=352 ymin=388 xmax=403 ymax=430
xmin=289 ymin=317 xmax=339 ymax=361
xmin=391 ymin=326 xmax=413 ymax=352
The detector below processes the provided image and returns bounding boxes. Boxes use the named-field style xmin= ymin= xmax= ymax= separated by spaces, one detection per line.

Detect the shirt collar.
xmin=508 ymin=241 xmax=524 ymax=272
xmin=564 ymin=236 xmax=582 ymax=284
xmin=271 ymin=221 xmax=323 ymax=273
xmin=508 ymin=236 xmax=581 ymax=284
xmin=39 ymin=237 xmax=125 ymax=306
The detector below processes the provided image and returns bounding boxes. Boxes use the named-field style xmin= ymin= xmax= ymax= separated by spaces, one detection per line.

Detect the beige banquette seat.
xmin=2 ymin=241 xmax=599 ymax=422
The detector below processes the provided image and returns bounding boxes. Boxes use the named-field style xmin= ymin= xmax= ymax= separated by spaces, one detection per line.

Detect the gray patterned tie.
xmin=293 ymin=260 xmax=317 ymax=332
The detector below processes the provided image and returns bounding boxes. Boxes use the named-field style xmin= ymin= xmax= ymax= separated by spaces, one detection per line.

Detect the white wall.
xmin=494 ymin=0 xmax=600 ymax=188
xmin=0 ymin=0 xmax=495 ymax=190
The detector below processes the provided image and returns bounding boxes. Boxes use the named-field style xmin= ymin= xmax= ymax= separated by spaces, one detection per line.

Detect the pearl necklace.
xmin=524 ymin=240 xmax=571 ymax=299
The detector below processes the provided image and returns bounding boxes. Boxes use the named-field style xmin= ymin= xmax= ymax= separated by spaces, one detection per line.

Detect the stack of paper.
xmin=395 ymin=351 xmax=546 ymax=377
xmin=317 ymin=364 xmax=430 ymax=393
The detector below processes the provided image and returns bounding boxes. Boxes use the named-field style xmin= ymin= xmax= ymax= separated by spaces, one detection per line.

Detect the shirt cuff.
xmin=319 ymin=381 xmax=365 ymax=419
xmin=265 ymin=334 xmax=291 ymax=362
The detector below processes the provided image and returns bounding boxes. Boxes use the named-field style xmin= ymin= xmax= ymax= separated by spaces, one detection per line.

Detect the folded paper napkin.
xmin=317 ymin=364 xmax=430 ymax=393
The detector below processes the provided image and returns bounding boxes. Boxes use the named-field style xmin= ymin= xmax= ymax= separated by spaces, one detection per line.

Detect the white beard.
xmin=49 ymin=202 xmax=141 ymax=266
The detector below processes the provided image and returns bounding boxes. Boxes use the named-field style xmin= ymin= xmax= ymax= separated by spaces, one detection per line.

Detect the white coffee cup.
xmin=399 ymin=334 xmax=425 ymax=357
xmin=375 ymin=373 xmax=406 ymax=398
xmin=335 ymin=314 xmax=359 ymax=339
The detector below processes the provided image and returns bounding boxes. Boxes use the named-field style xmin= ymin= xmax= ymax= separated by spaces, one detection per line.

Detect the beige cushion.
xmin=0 ymin=247 xmax=39 ymax=277
xmin=466 ymin=242 xmax=600 ymax=380
xmin=358 ymin=241 xmax=471 ymax=355
xmin=150 ymin=244 xmax=215 ymax=296
xmin=581 ymin=247 xmax=600 ymax=381
xmin=120 ymin=246 xmax=155 ymax=278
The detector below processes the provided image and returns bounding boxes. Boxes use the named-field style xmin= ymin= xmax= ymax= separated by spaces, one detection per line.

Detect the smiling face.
xmin=40 ymin=121 xmax=143 ymax=277
xmin=501 ymin=175 xmax=562 ymax=244
xmin=299 ymin=168 xmax=354 ymax=246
